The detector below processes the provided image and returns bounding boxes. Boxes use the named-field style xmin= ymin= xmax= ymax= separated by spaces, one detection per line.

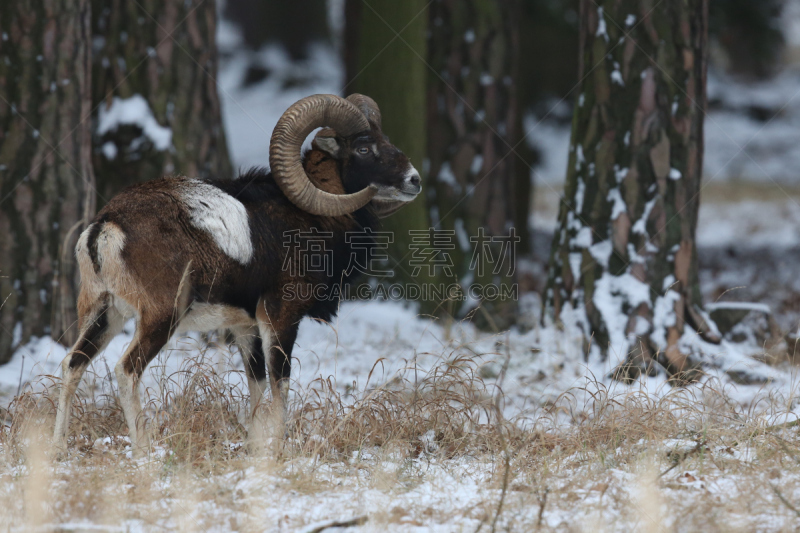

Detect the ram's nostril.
xmin=410 ymin=174 xmax=421 ymax=187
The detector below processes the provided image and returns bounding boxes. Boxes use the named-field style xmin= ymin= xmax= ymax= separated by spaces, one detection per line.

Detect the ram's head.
xmin=269 ymin=94 xmax=421 ymax=217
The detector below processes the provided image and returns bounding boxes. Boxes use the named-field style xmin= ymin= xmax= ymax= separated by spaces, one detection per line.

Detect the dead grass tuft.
xmin=290 ymin=355 xmax=505 ymax=460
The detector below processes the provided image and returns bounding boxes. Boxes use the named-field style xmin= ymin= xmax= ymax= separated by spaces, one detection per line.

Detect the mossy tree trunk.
xmin=426 ymin=0 xmax=522 ymax=329
xmin=347 ymin=0 xmax=435 ymax=302
xmin=544 ymin=0 xmax=718 ymax=381
xmin=0 ymin=0 xmax=95 ymax=363
xmin=92 ymin=0 xmax=231 ymax=205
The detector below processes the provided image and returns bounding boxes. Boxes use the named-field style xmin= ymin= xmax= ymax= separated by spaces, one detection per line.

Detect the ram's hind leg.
xmin=114 ymin=314 xmax=173 ymax=455
xmin=232 ymin=327 xmax=268 ymax=420
xmin=54 ymin=293 xmax=124 ymax=453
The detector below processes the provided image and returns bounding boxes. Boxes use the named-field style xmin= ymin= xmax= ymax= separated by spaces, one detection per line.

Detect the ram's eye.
xmin=357 ymin=147 xmax=370 ymax=155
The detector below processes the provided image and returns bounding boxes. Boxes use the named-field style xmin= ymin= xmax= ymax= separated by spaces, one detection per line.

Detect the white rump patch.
xmin=181 ymin=180 xmax=253 ymax=264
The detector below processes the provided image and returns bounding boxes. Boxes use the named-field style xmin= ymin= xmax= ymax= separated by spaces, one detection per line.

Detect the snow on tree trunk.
xmin=92 ymin=0 xmax=232 ymax=205
xmin=426 ymin=0 xmax=522 ymax=329
xmin=544 ymin=0 xmax=719 ymax=381
xmin=0 ymin=0 xmax=95 ymax=363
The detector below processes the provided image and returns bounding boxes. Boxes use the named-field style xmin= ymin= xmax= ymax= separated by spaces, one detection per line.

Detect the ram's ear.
xmin=312 ymin=134 xmax=342 ymax=159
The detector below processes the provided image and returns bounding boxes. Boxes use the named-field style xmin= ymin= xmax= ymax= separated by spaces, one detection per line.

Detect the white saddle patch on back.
xmin=181 ymin=179 xmax=253 ymax=264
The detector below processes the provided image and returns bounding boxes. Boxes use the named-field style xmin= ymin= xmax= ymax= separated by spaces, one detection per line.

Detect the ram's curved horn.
xmin=269 ymin=94 xmax=377 ymax=216
xmin=346 ymin=93 xmax=382 ymax=129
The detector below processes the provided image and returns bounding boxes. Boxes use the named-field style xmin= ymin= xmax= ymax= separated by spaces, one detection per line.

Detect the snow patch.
xmin=575 ymin=144 xmax=585 ymax=171
xmin=97 ymin=95 xmax=172 ymax=151
xmin=589 ymin=240 xmax=613 ymax=267
xmin=632 ymin=198 xmax=657 ymax=235
xmin=569 ymin=252 xmax=583 ymax=282
xmin=614 ymin=165 xmax=628 ymax=182
xmin=101 ymin=141 xmax=118 ymax=160
xmin=596 ymin=7 xmax=609 ymax=42
xmin=470 ymin=154 xmax=483 ymax=175
xmin=593 ymin=273 xmax=652 ymax=359
xmin=608 ymin=188 xmax=627 ymax=220
xmin=454 ymin=218 xmax=470 ymax=252
xmin=11 ymin=323 xmax=22 ymax=349
xmin=575 ymin=178 xmax=586 ymax=212
xmin=572 ymin=227 xmax=593 ymax=248
xmin=652 ymin=290 xmax=682 ymax=348
xmin=611 ymin=64 xmax=624 ymax=86
xmin=437 ymin=162 xmax=461 ymax=192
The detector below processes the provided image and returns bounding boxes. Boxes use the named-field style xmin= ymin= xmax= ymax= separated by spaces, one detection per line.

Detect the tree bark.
xmin=426 ymin=0 xmax=521 ymax=329
xmin=0 ymin=0 xmax=95 ymax=363
xmin=544 ymin=0 xmax=716 ymax=381
xmin=347 ymin=0 xmax=433 ymax=297
xmin=343 ymin=0 xmax=362 ymax=91
xmin=92 ymin=0 xmax=232 ymax=205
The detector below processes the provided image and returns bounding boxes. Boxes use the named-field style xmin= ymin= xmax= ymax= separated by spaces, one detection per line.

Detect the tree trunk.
xmin=544 ymin=0 xmax=717 ymax=381
xmin=0 ymin=0 xmax=95 ymax=363
xmin=426 ymin=0 xmax=522 ymax=329
xmin=343 ymin=0 xmax=362 ymax=92
xmin=347 ymin=0 xmax=434 ymax=297
xmin=92 ymin=0 xmax=231 ymax=205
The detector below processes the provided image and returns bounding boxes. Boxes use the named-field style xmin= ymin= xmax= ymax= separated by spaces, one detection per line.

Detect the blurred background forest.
xmin=2 ymin=0 xmax=800 ymax=376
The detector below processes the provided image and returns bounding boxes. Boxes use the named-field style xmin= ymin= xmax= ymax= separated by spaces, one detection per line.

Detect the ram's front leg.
xmin=255 ymin=304 xmax=300 ymax=439
xmin=265 ymin=323 xmax=298 ymax=423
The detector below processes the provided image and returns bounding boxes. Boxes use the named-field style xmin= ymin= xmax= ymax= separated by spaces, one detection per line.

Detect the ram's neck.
xmin=299 ymin=148 xmax=380 ymax=232
xmin=302 ymin=149 xmax=346 ymax=195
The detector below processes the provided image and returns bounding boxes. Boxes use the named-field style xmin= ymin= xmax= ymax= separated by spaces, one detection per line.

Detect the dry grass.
xmin=2 ymin=348 xmax=800 ymax=531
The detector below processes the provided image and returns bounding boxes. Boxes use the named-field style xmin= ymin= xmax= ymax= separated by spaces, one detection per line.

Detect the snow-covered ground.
xmin=5 ymin=296 xmax=800 ymax=427
xmin=5 ymin=296 xmax=800 ymax=531
xmin=6 ymin=425 xmax=800 ymax=531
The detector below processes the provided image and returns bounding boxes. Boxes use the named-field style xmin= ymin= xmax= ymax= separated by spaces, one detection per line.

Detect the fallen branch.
xmin=308 ymin=516 xmax=368 ymax=533
xmin=771 ymin=485 xmax=800 ymax=518
xmin=764 ymin=419 xmax=800 ymax=432
xmin=659 ymin=440 xmax=706 ymax=478
xmin=537 ymin=487 xmax=549 ymax=527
